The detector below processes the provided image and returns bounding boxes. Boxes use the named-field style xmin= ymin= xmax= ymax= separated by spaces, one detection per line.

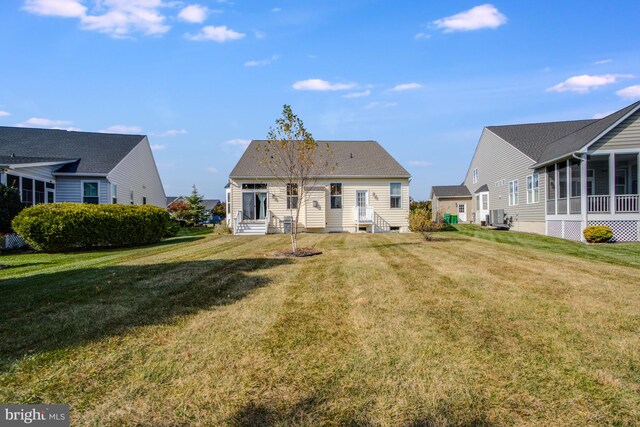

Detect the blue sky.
xmin=1 ymin=1 xmax=639 ymax=200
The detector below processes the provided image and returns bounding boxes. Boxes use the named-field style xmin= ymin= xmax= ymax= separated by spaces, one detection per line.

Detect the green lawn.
xmin=1 ymin=227 xmax=639 ymax=425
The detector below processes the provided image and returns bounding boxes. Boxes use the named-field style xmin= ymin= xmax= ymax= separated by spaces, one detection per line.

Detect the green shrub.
xmin=212 ymin=223 xmax=232 ymax=235
xmin=583 ymin=225 xmax=613 ymax=243
xmin=12 ymin=203 xmax=171 ymax=252
xmin=409 ymin=209 xmax=445 ymax=241
xmin=0 ymin=184 xmax=23 ymax=234
xmin=164 ymin=219 xmax=181 ymax=238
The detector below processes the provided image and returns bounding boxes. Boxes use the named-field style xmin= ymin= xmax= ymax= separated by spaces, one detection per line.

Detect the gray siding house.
xmin=432 ymin=100 xmax=640 ymax=242
xmin=0 ymin=126 xmax=166 ymax=207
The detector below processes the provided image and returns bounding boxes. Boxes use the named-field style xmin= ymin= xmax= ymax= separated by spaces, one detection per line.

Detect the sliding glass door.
xmin=242 ymin=190 xmax=267 ymax=220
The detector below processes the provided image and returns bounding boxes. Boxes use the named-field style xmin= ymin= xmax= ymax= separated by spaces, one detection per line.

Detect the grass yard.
xmin=1 ymin=226 xmax=640 ymax=425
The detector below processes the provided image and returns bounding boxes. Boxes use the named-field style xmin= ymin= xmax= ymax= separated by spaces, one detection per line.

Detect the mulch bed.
xmin=273 ymin=247 xmax=322 ymax=258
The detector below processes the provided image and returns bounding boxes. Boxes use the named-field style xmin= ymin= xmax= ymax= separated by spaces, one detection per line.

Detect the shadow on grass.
xmin=0 ymin=257 xmax=291 ymax=371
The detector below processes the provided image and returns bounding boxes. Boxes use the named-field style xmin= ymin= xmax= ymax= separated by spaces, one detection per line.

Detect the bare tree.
xmin=256 ymin=105 xmax=333 ymax=254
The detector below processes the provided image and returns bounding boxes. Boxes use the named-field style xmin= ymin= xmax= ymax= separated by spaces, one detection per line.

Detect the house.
xmin=0 ymin=126 xmax=165 ymax=207
xmin=227 ymin=140 xmax=411 ymax=235
xmin=430 ymin=185 xmax=472 ymax=222
xmin=166 ymin=196 xmax=221 ymax=222
xmin=432 ymin=100 xmax=640 ymax=242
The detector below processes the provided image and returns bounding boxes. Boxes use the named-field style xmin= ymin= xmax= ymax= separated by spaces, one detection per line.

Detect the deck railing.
xmin=354 ymin=206 xmax=374 ymax=223
xmin=616 ymin=195 xmax=639 ymax=212
xmin=588 ymin=195 xmax=610 ymax=213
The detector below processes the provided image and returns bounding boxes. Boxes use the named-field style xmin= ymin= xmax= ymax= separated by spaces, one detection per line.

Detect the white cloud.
xmin=364 ymin=102 xmax=397 ymax=109
xmin=547 ymin=74 xmax=633 ymax=93
xmin=616 ymin=85 xmax=640 ymax=99
xmin=433 ymin=4 xmax=507 ymax=32
xmin=414 ymin=32 xmax=431 ymax=40
xmin=0 ymin=111 xmax=10 ymax=117
xmin=187 ymin=25 xmax=245 ymax=42
xmin=16 ymin=117 xmax=78 ymax=130
xmin=408 ymin=160 xmax=431 ymax=167
xmin=594 ymin=59 xmax=613 ymax=65
xmin=206 ymin=166 xmax=218 ymax=174
xmin=23 ymin=0 xmax=86 ymax=18
xmin=24 ymin=0 xmax=171 ymax=37
xmin=271 ymin=7 xmax=281 ymax=12
xmin=343 ymin=89 xmax=371 ymax=98
xmin=224 ymin=138 xmax=251 ymax=147
xmin=152 ymin=129 xmax=187 ymax=137
xmin=244 ymin=54 xmax=280 ymax=67
xmin=390 ymin=82 xmax=423 ymax=92
xmin=292 ymin=79 xmax=357 ymax=91
xmin=100 ymin=124 xmax=143 ymax=134
xmin=592 ymin=111 xmax=614 ymax=119
xmin=178 ymin=4 xmax=209 ymax=23
xmin=150 ymin=144 xmax=167 ymax=151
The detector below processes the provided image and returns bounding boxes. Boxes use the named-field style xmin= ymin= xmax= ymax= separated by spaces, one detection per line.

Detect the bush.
xmin=0 ymin=184 xmax=23 ymax=234
xmin=212 ymin=222 xmax=232 ymax=235
xmin=409 ymin=209 xmax=445 ymax=241
xmin=583 ymin=225 xmax=614 ymax=243
xmin=164 ymin=219 xmax=181 ymax=238
xmin=12 ymin=203 xmax=171 ymax=252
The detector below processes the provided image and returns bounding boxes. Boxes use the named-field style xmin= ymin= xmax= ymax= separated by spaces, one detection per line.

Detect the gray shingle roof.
xmin=431 ymin=185 xmax=471 ymax=198
xmin=474 ymin=184 xmax=489 ymax=193
xmin=229 ymin=140 xmax=411 ymax=179
xmin=0 ymin=126 xmax=145 ymax=174
xmin=486 ymin=100 xmax=640 ymax=164
xmin=0 ymin=155 xmax=77 ymax=166
xmin=203 ymin=199 xmax=221 ymax=211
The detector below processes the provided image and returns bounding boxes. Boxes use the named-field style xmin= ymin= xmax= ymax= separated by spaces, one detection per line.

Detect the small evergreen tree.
xmin=0 ymin=184 xmax=23 ymax=233
xmin=185 ymin=185 xmax=206 ymax=226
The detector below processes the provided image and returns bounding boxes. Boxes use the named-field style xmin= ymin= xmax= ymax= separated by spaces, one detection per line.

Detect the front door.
xmin=458 ymin=202 xmax=467 ymax=222
xmin=356 ymin=190 xmax=368 ymax=221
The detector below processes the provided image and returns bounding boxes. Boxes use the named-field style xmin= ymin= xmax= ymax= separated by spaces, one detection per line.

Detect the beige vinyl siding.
xmin=591 ymin=110 xmax=640 ymax=151
xmin=229 ymin=178 xmax=410 ymax=233
xmin=305 ymin=191 xmax=326 ymax=228
xmin=463 ymin=128 xmax=546 ymax=223
xmin=107 ymin=137 xmax=166 ymax=207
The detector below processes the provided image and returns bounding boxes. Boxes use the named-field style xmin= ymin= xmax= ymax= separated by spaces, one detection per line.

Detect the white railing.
xmin=616 ymin=195 xmax=639 ymax=213
xmin=588 ymin=195 xmax=610 ymax=213
xmin=234 ymin=210 xmax=242 ymax=234
xmin=265 ymin=210 xmax=270 ymax=230
xmin=354 ymin=206 xmax=374 ymax=223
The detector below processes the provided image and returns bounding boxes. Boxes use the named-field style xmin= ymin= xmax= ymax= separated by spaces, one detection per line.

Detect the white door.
xmin=476 ymin=192 xmax=489 ymax=224
xmin=356 ymin=190 xmax=368 ymax=221
xmin=458 ymin=202 xmax=467 ymax=222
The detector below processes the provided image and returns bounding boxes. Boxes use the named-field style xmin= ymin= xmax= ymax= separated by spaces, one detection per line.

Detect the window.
xmin=526 ymin=173 xmax=539 ymax=204
xmin=558 ymin=162 xmax=567 ymax=199
xmin=458 ymin=204 xmax=465 ymax=213
xmin=142 ymin=197 xmax=147 ymax=205
xmin=111 ymin=184 xmax=118 ymax=204
xmin=242 ymin=183 xmax=267 ymax=190
xmin=46 ymin=182 xmax=54 ymax=203
xmin=286 ymin=183 xmax=298 ymax=210
xmin=476 ymin=195 xmax=481 ymax=210
xmin=473 ymin=168 xmax=478 ymax=184
xmin=587 ymin=169 xmax=595 ymax=195
xmin=390 ymin=183 xmax=402 ymax=208
xmin=330 ymin=183 xmax=342 ymax=209
xmin=482 ymin=194 xmax=488 ymax=210
xmin=21 ymin=177 xmax=33 ymax=207
xmin=570 ymin=159 xmax=581 ymax=197
xmin=83 ymin=182 xmax=99 ymax=204
xmin=7 ymin=174 xmax=19 ymax=189
xmin=35 ymin=180 xmax=45 ymax=204
xmin=130 ymin=190 xmax=134 ymax=205
xmin=508 ymin=180 xmax=519 ymax=206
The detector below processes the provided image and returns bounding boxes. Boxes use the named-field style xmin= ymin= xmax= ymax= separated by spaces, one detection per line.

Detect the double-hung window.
xmin=330 ymin=183 xmax=342 ymax=209
xmin=83 ymin=181 xmax=99 ymax=204
xmin=111 ymin=184 xmax=118 ymax=204
xmin=286 ymin=183 xmax=298 ymax=209
xmin=508 ymin=180 xmax=519 ymax=206
xmin=526 ymin=174 xmax=539 ymax=204
xmin=130 ymin=190 xmax=134 ymax=205
xmin=390 ymin=183 xmax=402 ymax=208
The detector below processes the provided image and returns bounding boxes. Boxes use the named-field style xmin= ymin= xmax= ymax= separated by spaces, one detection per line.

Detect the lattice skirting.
xmin=588 ymin=220 xmax=640 ymax=242
xmin=2 ymin=233 xmax=26 ymax=249
xmin=547 ymin=221 xmax=562 ymax=239
xmin=547 ymin=220 xmax=583 ymax=241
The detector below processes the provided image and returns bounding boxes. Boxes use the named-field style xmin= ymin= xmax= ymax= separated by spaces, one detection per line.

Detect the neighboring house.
xmin=166 ymin=196 xmax=221 ymax=222
xmin=228 ymin=140 xmax=411 ymax=235
xmin=430 ymin=185 xmax=472 ymax=222
xmin=0 ymin=126 xmax=166 ymax=207
xmin=166 ymin=196 xmax=184 ymax=208
xmin=433 ymin=100 xmax=640 ymax=242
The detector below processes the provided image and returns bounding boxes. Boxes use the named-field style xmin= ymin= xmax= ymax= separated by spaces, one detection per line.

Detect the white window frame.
xmin=390 ymin=182 xmax=402 ymax=209
xmin=130 ymin=189 xmax=134 ymax=205
xmin=508 ymin=179 xmax=519 ymax=206
xmin=330 ymin=182 xmax=343 ymax=209
xmin=526 ymin=173 xmax=540 ymax=204
xmin=111 ymin=183 xmax=118 ymax=204
xmin=286 ymin=183 xmax=298 ymax=210
xmin=81 ymin=180 xmax=100 ymax=204
xmin=482 ymin=193 xmax=488 ymax=210
xmin=473 ymin=168 xmax=478 ymax=184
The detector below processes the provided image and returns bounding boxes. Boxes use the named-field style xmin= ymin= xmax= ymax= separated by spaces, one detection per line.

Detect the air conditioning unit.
xmin=489 ymin=209 xmax=510 ymax=228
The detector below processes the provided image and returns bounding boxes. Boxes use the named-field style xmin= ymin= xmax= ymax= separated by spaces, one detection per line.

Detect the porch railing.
xmin=234 ymin=210 xmax=242 ymax=234
xmin=569 ymin=197 xmax=581 ymax=214
xmin=616 ymin=195 xmax=639 ymax=213
xmin=588 ymin=195 xmax=609 ymax=213
xmin=354 ymin=206 xmax=374 ymax=223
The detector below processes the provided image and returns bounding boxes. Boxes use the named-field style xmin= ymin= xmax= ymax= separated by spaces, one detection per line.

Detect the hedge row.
xmin=12 ymin=203 xmax=172 ymax=252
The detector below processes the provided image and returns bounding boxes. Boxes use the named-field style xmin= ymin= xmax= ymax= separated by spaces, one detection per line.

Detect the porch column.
xmin=566 ymin=160 xmax=571 ymax=214
xmin=580 ymin=155 xmax=588 ymax=241
xmin=609 ymin=153 xmax=616 ymax=214
xmin=554 ymin=163 xmax=558 ymax=215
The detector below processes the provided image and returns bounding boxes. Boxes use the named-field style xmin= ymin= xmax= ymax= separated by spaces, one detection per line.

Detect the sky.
xmin=1 ymin=1 xmax=639 ymax=200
